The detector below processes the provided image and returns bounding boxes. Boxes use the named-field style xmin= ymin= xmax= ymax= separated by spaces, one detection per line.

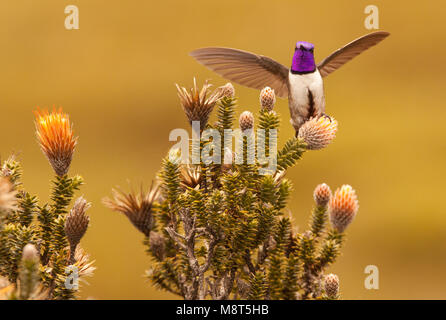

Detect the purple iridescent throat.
xmin=291 ymin=41 xmax=316 ymax=74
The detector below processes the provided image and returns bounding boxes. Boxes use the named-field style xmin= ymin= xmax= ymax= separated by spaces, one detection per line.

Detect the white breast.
xmin=288 ymin=70 xmax=325 ymax=131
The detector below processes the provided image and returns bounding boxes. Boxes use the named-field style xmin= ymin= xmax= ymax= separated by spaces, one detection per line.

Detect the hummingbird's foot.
xmin=321 ymin=113 xmax=332 ymax=122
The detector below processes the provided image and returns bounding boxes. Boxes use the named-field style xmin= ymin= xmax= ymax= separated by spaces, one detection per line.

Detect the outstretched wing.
xmin=317 ymin=31 xmax=390 ymax=78
xmin=190 ymin=47 xmax=289 ymax=98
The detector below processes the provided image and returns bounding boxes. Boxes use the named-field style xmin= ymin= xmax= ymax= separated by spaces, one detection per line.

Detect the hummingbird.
xmin=190 ymin=31 xmax=390 ymax=132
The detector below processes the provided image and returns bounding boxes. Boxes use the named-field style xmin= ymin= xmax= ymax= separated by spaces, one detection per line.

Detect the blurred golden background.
xmin=0 ymin=0 xmax=445 ymax=299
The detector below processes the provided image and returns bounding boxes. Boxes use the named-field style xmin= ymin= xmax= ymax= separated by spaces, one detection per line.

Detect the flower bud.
xmin=260 ymin=87 xmax=276 ymax=111
xmin=219 ymin=82 xmax=235 ymax=98
xmin=297 ymin=116 xmax=337 ymax=150
xmin=0 ymin=177 xmax=17 ymax=211
xmin=22 ymin=244 xmax=39 ymax=262
xmin=324 ymin=273 xmax=339 ymax=298
xmin=313 ymin=183 xmax=332 ymax=207
xmin=239 ymin=111 xmax=254 ymax=131
xmin=19 ymin=244 xmax=40 ymax=300
xmin=65 ymin=197 xmax=90 ymax=252
xmin=328 ymin=185 xmax=359 ymax=233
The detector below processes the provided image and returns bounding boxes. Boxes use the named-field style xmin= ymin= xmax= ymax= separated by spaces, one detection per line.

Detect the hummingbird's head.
xmin=291 ymin=41 xmax=316 ymax=74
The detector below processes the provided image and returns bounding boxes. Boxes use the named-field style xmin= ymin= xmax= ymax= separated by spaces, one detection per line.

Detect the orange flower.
xmin=34 ymin=108 xmax=77 ymax=176
xmin=328 ymin=185 xmax=359 ymax=233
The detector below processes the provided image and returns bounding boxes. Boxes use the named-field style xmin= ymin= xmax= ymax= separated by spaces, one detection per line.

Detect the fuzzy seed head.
xmin=103 ymin=185 xmax=159 ymax=236
xmin=239 ymin=111 xmax=254 ymax=131
xmin=176 ymin=78 xmax=221 ymax=130
xmin=22 ymin=244 xmax=39 ymax=262
xmin=314 ymin=183 xmax=332 ymax=207
xmin=260 ymin=87 xmax=276 ymax=111
xmin=34 ymin=108 xmax=77 ymax=176
xmin=328 ymin=185 xmax=359 ymax=233
xmin=65 ymin=197 xmax=91 ymax=248
xmin=0 ymin=177 xmax=17 ymax=212
xmin=298 ymin=116 xmax=337 ymax=150
xmin=324 ymin=273 xmax=339 ymax=298
xmin=218 ymin=82 xmax=235 ymax=98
